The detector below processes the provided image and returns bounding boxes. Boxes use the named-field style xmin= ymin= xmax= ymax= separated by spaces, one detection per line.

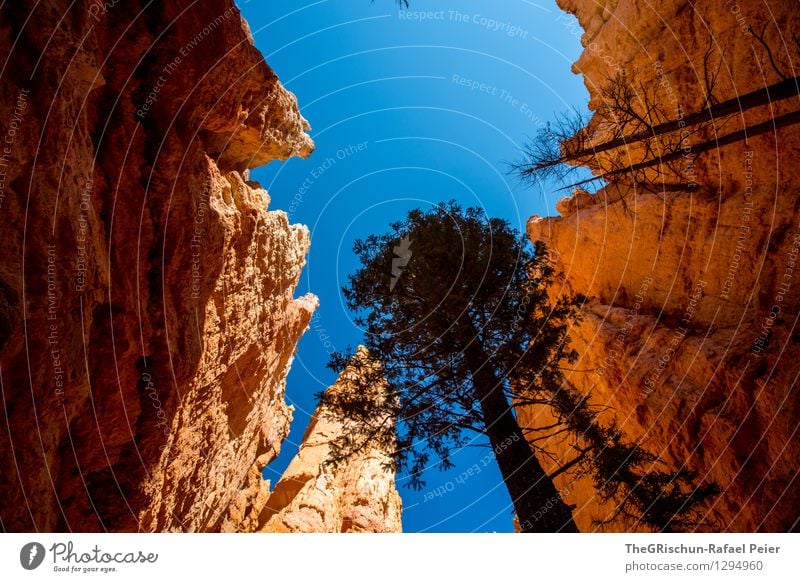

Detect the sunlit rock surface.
xmin=522 ymin=0 xmax=800 ymax=531
xmin=255 ymin=348 xmax=403 ymax=533
xmin=0 ymin=0 xmax=315 ymax=532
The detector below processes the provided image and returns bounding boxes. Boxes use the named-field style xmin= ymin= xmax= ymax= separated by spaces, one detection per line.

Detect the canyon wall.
xmin=0 ymin=0 xmax=322 ymax=532
xmin=523 ymin=0 xmax=800 ymax=531
xmin=251 ymin=348 xmax=402 ymax=533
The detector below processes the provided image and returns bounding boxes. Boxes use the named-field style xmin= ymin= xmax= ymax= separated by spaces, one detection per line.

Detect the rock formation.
xmin=523 ymin=0 xmax=800 ymax=531
xmin=0 ymin=0 xmax=319 ymax=532
xmin=255 ymin=348 xmax=402 ymax=533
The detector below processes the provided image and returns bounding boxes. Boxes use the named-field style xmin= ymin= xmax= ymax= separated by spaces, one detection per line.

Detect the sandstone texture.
xmin=522 ymin=0 xmax=800 ymax=531
xmin=256 ymin=349 xmax=403 ymax=533
xmin=0 ymin=0 xmax=316 ymax=532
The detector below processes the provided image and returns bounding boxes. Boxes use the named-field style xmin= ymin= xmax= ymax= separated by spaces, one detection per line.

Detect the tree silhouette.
xmin=322 ymin=202 xmax=718 ymax=532
xmin=515 ymin=44 xmax=800 ymax=194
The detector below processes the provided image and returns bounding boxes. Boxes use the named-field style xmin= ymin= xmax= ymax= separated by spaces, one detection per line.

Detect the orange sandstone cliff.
xmin=0 ymin=0 xmax=399 ymax=533
xmin=252 ymin=348 xmax=402 ymax=533
xmin=523 ymin=0 xmax=800 ymax=531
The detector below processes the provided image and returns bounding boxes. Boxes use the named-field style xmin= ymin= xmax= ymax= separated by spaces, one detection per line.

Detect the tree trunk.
xmin=564 ymin=108 xmax=800 ymax=191
xmin=467 ymin=347 xmax=579 ymax=533
xmin=558 ymin=75 xmax=800 ymax=167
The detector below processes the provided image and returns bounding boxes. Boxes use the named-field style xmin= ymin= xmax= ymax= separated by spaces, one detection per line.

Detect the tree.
xmin=515 ymin=65 xmax=800 ymax=193
xmin=321 ymin=202 xmax=719 ymax=532
xmin=324 ymin=202 xmax=579 ymax=532
xmin=524 ymin=382 xmax=720 ymax=532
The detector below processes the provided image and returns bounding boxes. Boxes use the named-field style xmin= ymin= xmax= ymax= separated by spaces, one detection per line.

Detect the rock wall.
xmin=0 ymin=0 xmax=317 ymax=532
xmin=523 ymin=0 xmax=800 ymax=531
xmin=254 ymin=348 xmax=402 ymax=533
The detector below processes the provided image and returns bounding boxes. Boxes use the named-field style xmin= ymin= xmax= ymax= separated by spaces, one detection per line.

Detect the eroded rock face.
xmin=557 ymin=0 xmax=800 ymax=192
xmin=0 ymin=0 xmax=315 ymax=532
xmin=255 ymin=349 xmax=403 ymax=533
xmin=522 ymin=0 xmax=800 ymax=531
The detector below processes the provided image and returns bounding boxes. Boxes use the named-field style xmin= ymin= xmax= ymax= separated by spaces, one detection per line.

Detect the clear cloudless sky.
xmin=236 ymin=0 xmax=589 ymax=532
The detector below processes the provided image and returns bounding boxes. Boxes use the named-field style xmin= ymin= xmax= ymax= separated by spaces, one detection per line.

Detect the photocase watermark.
xmin=20 ymin=542 xmax=46 ymax=570
xmin=140 ymin=370 xmax=171 ymax=444
xmin=310 ymin=312 xmax=336 ymax=355
xmin=655 ymin=60 xmax=697 ymax=188
xmin=642 ymin=280 xmax=706 ymax=396
xmin=20 ymin=540 xmax=158 ymax=574
xmin=398 ymin=10 xmax=529 ymax=39
xmin=390 ymin=236 xmax=412 ymax=291
xmin=555 ymin=13 xmax=625 ymax=74
xmin=596 ymin=275 xmax=654 ymax=378
xmin=721 ymin=150 xmax=755 ymax=300
xmin=87 ymin=0 xmax=122 ymax=22
xmin=725 ymin=0 xmax=753 ymax=37
xmin=451 ymin=74 xmax=547 ymax=127
xmin=49 ymin=541 xmax=157 ymax=574
xmin=75 ymin=175 xmax=93 ymax=293
xmin=287 ymin=141 xmax=368 ymax=218
xmin=751 ymin=229 xmax=800 ymax=356
xmin=189 ymin=182 xmax=212 ymax=301
xmin=397 ymin=9 xmax=446 ymax=22
xmin=510 ymin=292 xmax=531 ymax=333
xmin=0 ymin=88 xmax=30 ymax=211
xmin=449 ymin=10 xmax=529 ymax=39
xmin=136 ymin=7 xmax=237 ymax=119
xmin=423 ymin=434 xmax=520 ymax=501
xmin=46 ymin=244 xmax=66 ymax=398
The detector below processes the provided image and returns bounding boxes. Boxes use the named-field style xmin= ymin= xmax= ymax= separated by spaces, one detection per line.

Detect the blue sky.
xmin=237 ymin=0 xmax=588 ymax=532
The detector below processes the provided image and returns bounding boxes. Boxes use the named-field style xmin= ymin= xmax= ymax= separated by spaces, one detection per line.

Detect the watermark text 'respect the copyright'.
xmin=398 ymin=10 xmax=529 ymax=39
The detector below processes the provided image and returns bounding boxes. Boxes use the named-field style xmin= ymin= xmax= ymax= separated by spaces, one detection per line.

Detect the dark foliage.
xmin=322 ymin=202 xmax=718 ymax=531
